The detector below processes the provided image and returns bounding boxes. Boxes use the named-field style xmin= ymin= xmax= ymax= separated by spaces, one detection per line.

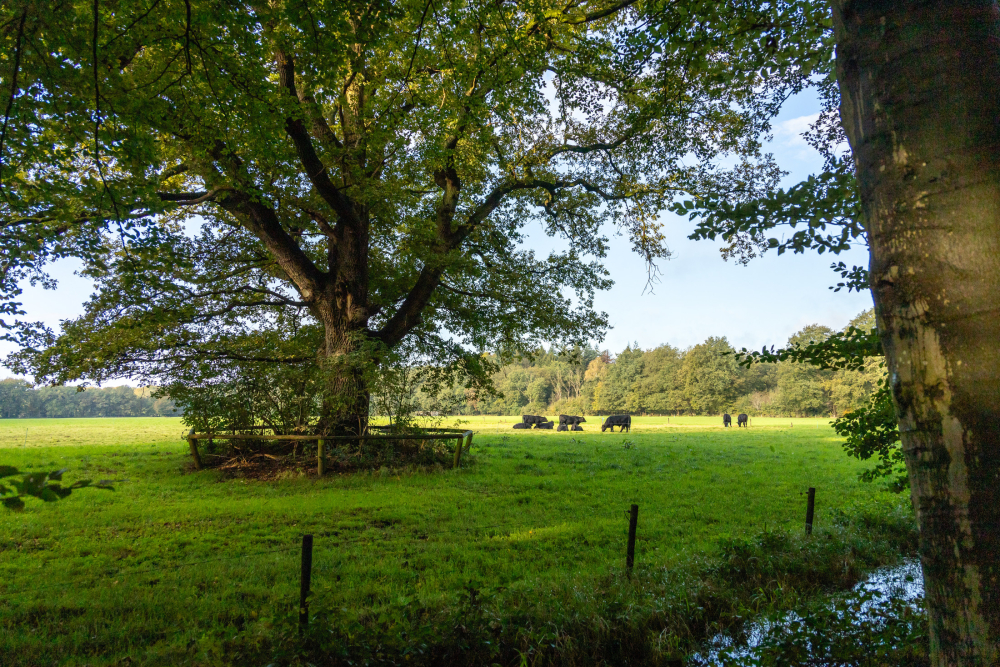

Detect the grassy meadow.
xmin=0 ymin=416 xmax=916 ymax=666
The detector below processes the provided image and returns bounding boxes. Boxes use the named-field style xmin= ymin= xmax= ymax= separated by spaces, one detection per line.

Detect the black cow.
xmin=536 ymin=421 xmax=554 ymax=430
xmin=737 ymin=413 xmax=749 ymax=428
xmin=521 ymin=415 xmax=549 ymax=428
xmin=571 ymin=424 xmax=584 ymax=431
xmin=512 ymin=422 xmax=530 ymax=429
xmin=601 ymin=415 xmax=632 ymax=433
xmin=723 ymin=413 xmax=732 ymax=427
xmin=559 ymin=414 xmax=587 ymax=426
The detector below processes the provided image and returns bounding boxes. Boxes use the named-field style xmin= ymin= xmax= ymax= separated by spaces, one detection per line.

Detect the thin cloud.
xmin=776 ymin=113 xmax=820 ymax=153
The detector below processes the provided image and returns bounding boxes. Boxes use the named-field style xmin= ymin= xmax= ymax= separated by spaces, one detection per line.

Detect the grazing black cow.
xmin=723 ymin=413 xmax=732 ymax=427
xmin=737 ymin=413 xmax=749 ymax=428
xmin=601 ymin=415 xmax=632 ymax=433
xmin=559 ymin=414 xmax=587 ymax=426
xmin=537 ymin=421 xmax=554 ymax=429
xmin=512 ymin=422 xmax=530 ymax=429
xmin=521 ymin=415 xmax=549 ymax=428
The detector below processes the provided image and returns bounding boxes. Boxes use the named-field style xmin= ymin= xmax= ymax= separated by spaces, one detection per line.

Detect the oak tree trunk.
xmin=833 ymin=1 xmax=1000 ymax=663
xmin=317 ymin=317 xmax=370 ymax=437
xmin=315 ymin=210 xmax=371 ymax=437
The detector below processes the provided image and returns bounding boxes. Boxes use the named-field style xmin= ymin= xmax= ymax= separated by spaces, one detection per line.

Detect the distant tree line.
xmin=405 ymin=310 xmax=881 ymax=418
xmin=0 ymin=381 xmax=177 ymax=419
xmin=3 ymin=311 xmax=877 ymax=421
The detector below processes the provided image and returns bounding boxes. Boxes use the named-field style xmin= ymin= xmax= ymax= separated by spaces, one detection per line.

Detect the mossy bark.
xmin=833 ymin=1 xmax=1000 ymax=663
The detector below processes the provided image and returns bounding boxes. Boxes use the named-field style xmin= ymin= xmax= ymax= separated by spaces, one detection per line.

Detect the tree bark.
xmin=317 ymin=316 xmax=370 ymax=437
xmin=315 ymin=204 xmax=371 ymax=437
xmin=833 ymin=1 xmax=1000 ymax=663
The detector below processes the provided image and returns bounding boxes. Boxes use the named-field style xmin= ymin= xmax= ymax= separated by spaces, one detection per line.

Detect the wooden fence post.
xmin=299 ymin=534 xmax=313 ymax=634
xmin=453 ymin=435 xmax=463 ymax=469
xmin=626 ymin=504 xmax=639 ymax=573
xmin=187 ymin=428 xmax=203 ymax=470
xmin=805 ymin=487 xmax=816 ymax=535
xmin=317 ymin=439 xmax=325 ymax=477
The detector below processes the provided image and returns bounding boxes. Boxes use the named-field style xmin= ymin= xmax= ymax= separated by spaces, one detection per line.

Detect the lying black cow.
xmin=512 ymin=422 xmax=530 ymax=429
xmin=536 ymin=421 xmax=554 ymax=429
xmin=723 ymin=413 xmax=732 ymax=427
xmin=601 ymin=414 xmax=631 ymax=433
xmin=737 ymin=413 xmax=749 ymax=428
xmin=557 ymin=414 xmax=586 ymax=431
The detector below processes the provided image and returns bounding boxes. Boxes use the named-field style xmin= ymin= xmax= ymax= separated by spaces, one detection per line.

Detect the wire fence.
xmin=6 ymin=488 xmax=820 ymax=603
xmin=1 ymin=497 xmax=825 ymax=667
xmin=8 ymin=505 xmax=652 ymax=598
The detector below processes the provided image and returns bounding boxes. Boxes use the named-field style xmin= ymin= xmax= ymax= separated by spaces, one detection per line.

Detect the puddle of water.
xmin=855 ymin=558 xmax=923 ymax=606
xmin=689 ymin=559 xmax=924 ymax=665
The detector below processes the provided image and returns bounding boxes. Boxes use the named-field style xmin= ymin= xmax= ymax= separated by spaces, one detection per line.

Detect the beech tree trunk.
xmin=833 ymin=1 xmax=1000 ymax=663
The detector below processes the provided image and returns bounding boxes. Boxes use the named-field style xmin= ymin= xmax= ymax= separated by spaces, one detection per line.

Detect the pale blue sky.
xmin=2 ymin=90 xmax=871 ymax=381
xmin=532 ymin=89 xmax=872 ymax=354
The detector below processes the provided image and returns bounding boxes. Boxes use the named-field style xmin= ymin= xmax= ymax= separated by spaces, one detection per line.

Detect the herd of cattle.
xmin=513 ymin=413 xmax=750 ymax=432
xmin=513 ymin=414 xmax=632 ymax=432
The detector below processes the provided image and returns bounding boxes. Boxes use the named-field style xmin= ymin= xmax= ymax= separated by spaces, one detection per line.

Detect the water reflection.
xmin=690 ymin=559 xmax=924 ymax=666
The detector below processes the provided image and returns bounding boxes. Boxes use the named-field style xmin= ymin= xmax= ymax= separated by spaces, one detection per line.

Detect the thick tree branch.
xmin=157 ymin=187 xmax=231 ymax=204
xmin=298 ymin=92 xmax=344 ymax=153
xmin=215 ymin=191 xmax=327 ymax=302
xmin=372 ymin=264 xmax=443 ymax=347
xmin=291 ymin=202 xmax=338 ymax=239
xmin=156 ymin=162 xmax=189 ymax=182
xmin=193 ymin=299 xmax=307 ymax=320
xmin=563 ymin=0 xmax=641 ymax=25
xmin=375 ymin=175 xmax=597 ymax=345
xmin=0 ymin=10 xmax=26 ymax=171
xmin=544 ymin=135 xmax=631 ymax=160
xmin=275 ymin=49 xmax=359 ymax=229
xmin=439 ymin=281 xmax=493 ymax=299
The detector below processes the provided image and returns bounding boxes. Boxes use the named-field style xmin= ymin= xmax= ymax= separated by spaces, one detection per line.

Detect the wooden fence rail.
xmin=185 ymin=429 xmax=474 ymax=474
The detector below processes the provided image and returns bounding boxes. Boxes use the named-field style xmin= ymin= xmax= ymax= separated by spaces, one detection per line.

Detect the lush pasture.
xmin=0 ymin=417 xmax=913 ymax=666
xmin=0 ymin=417 xmax=187 ymax=448
xmin=1 ymin=415 xmax=833 ymax=448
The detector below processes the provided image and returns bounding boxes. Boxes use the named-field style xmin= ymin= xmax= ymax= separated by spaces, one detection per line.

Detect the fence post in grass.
xmin=299 ymin=534 xmax=313 ymax=634
xmin=186 ymin=428 xmax=203 ymax=470
xmin=453 ymin=434 xmax=463 ymax=469
xmin=317 ymin=439 xmax=325 ymax=477
xmin=805 ymin=487 xmax=816 ymax=535
xmin=626 ymin=504 xmax=639 ymax=574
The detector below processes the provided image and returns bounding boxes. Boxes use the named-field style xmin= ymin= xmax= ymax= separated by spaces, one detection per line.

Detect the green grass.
xmin=0 ymin=416 xmax=188 ymax=448
xmin=0 ymin=417 xmax=914 ymax=666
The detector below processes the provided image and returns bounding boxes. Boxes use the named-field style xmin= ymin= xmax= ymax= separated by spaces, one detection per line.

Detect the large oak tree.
xmin=1 ymin=0 xmax=789 ymax=433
